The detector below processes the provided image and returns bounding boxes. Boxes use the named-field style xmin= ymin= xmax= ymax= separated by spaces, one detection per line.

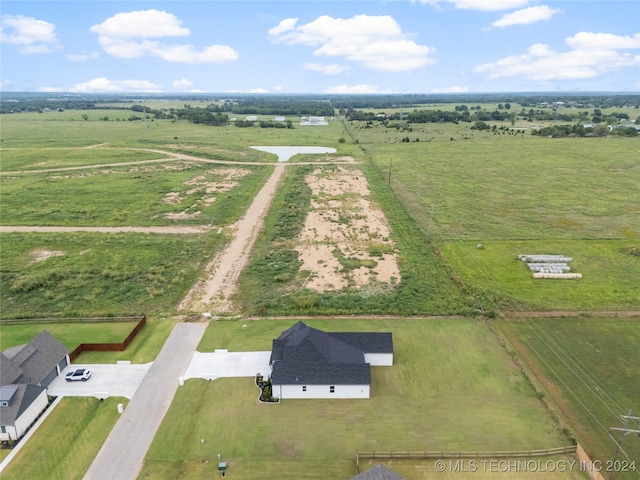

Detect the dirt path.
xmin=178 ymin=163 xmax=286 ymax=313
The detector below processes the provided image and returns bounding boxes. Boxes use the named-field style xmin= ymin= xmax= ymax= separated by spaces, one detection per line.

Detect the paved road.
xmin=84 ymin=322 xmax=207 ymax=480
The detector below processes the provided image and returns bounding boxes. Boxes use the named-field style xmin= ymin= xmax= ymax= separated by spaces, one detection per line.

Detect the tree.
xmin=81 ymin=114 xmax=88 ymax=121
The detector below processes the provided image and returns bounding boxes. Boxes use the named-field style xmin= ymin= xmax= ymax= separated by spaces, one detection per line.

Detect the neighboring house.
xmin=0 ymin=330 xmax=69 ymax=441
xmin=269 ymin=321 xmax=393 ymax=399
xmin=350 ymin=464 xmax=405 ymax=480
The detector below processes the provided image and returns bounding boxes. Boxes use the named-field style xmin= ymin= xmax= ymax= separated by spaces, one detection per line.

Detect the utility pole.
xmin=388 ymin=158 xmax=392 ymax=183
xmin=608 ymin=409 xmax=640 ymax=480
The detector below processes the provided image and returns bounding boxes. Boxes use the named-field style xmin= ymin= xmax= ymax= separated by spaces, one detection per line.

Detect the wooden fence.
xmin=68 ymin=315 xmax=146 ymax=362
xmin=0 ymin=316 xmax=142 ymax=325
xmin=355 ymin=446 xmax=577 ymax=474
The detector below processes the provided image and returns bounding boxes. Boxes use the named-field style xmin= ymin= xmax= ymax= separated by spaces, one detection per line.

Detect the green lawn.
xmin=139 ymin=318 xmax=572 ymax=479
xmin=1 ymin=397 xmax=126 ymax=480
xmin=0 ymin=316 xmax=176 ymax=364
xmin=496 ymin=317 xmax=640 ymax=480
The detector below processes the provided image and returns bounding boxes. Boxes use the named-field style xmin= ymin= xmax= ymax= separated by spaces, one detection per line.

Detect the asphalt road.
xmin=83 ymin=322 xmax=207 ymax=480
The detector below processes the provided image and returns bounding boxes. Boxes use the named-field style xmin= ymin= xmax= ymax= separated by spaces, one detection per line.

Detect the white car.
xmin=65 ymin=368 xmax=91 ymax=382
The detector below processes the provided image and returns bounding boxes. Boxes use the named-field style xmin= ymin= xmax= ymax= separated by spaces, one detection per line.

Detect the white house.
xmin=269 ymin=322 xmax=393 ymax=400
xmin=0 ymin=385 xmax=48 ymax=441
xmin=0 ymin=330 xmax=69 ymax=441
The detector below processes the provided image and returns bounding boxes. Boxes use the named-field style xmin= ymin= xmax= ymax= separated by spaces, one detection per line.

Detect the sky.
xmin=1 ymin=0 xmax=639 ymax=94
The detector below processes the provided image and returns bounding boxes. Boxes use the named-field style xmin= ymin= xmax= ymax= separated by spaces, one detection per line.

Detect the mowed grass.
xmin=138 ymin=318 xmax=572 ymax=479
xmin=496 ymin=317 xmax=640 ymax=480
xmin=440 ymin=240 xmax=640 ymax=310
xmin=0 ymin=232 xmax=224 ymax=318
xmin=0 ymin=397 xmax=125 ymax=480
xmin=0 ymin=316 xmax=176 ymax=364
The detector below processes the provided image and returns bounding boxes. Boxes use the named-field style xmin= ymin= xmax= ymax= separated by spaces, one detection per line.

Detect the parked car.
xmin=65 ymin=368 xmax=91 ymax=382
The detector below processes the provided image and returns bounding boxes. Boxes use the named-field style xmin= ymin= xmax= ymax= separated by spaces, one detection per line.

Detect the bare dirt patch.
xmin=295 ymin=166 xmax=400 ymax=293
xmin=161 ymin=167 xmax=250 ymax=220
xmin=30 ymin=248 xmax=65 ymax=264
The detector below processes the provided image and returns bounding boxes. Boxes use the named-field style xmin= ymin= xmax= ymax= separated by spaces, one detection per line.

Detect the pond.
xmin=250 ymin=146 xmax=336 ymax=162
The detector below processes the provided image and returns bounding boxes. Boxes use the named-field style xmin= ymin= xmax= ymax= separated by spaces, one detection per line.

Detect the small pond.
xmin=251 ymin=146 xmax=336 ymax=162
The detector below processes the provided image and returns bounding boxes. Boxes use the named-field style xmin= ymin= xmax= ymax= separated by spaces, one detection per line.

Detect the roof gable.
xmin=270 ymin=322 xmax=392 ymax=386
xmin=351 ymin=464 xmax=405 ymax=480
xmin=2 ymin=330 xmax=67 ymax=386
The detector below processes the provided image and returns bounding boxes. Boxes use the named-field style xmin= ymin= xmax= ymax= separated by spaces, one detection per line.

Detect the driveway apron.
xmin=84 ymin=322 xmax=207 ymax=480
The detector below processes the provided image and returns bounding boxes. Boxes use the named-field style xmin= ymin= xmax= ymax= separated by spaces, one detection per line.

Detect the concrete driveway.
xmin=183 ymin=350 xmax=271 ymax=381
xmin=48 ymin=362 xmax=152 ymax=399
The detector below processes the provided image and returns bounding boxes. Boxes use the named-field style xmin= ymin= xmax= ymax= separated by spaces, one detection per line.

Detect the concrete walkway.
xmin=84 ymin=322 xmax=207 ymax=480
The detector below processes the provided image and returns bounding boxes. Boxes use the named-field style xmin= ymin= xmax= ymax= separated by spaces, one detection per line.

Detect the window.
xmin=0 ymin=401 xmax=7 ymax=408
xmin=1 ymin=426 xmax=5 ymax=434
xmin=302 ymin=386 xmax=307 ymax=392
xmin=329 ymin=386 xmax=335 ymax=393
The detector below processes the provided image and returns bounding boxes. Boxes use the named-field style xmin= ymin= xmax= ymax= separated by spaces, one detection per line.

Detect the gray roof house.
xmin=269 ymin=322 xmax=393 ymax=399
xmin=0 ymin=330 xmax=69 ymax=441
xmin=351 ymin=464 xmax=405 ymax=480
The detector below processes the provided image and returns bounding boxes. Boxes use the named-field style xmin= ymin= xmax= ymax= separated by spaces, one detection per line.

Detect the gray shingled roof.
xmin=351 ymin=464 xmax=405 ymax=480
xmin=0 ymin=353 xmax=23 ymax=385
xmin=2 ymin=330 xmax=67 ymax=387
xmin=270 ymin=322 xmax=391 ymax=386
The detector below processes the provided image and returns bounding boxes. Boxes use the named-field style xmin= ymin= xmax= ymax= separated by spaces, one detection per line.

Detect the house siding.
xmin=364 ymin=353 xmax=393 ymax=366
xmin=5 ymin=389 xmax=48 ymax=440
xmin=275 ymin=384 xmax=370 ymax=399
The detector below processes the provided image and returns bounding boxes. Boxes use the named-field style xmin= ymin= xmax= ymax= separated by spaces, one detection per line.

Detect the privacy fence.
xmin=67 ymin=315 xmax=146 ymax=362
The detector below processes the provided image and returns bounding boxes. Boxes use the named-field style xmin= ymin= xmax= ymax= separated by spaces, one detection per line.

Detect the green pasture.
xmin=0 ymin=110 xmax=351 ymax=151
xmin=0 ymin=232 xmax=223 ymax=318
xmin=1 ymin=161 xmax=271 ymax=227
xmin=496 ymin=317 xmax=640 ymax=480
xmin=1 ymin=397 xmax=125 ymax=480
xmin=356 ymin=134 xmax=640 ymax=241
xmin=0 ymin=147 xmax=165 ymax=172
xmin=139 ymin=318 xmax=572 ymax=479
xmin=440 ymin=240 xmax=640 ymax=311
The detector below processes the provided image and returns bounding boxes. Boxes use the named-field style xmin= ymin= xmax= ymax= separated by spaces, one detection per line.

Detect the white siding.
xmin=274 ymin=384 xmax=370 ymax=399
xmin=13 ymin=390 xmax=48 ymax=440
xmin=364 ymin=353 xmax=393 ymax=366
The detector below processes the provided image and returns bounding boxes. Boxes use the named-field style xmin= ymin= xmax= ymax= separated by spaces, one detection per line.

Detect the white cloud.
xmin=38 ymin=86 xmax=63 ymax=92
xmin=432 ymin=85 xmax=469 ymax=93
xmin=269 ymin=14 xmax=435 ymax=72
xmin=1 ymin=14 xmax=60 ymax=53
xmin=249 ymin=88 xmax=270 ymax=93
xmin=304 ymin=63 xmax=349 ymax=75
xmin=66 ymin=52 xmax=100 ymax=62
xmin=272 ymin=85 xmax=283 ymax=92
xmin=268 ymin=18 xmax=298 ymax=36
xmin=474 ymin=32 xmax=640 ymax=81
xmin=69 ymin=77 xmax=162 ymax=93
xmin=323 ymin=84 xmax=397 ymax=94
xmin=492 ymin=5 xmax=561 ymax=27
xmin=90 ymin=10 xmax=190 ymax=39
xmin=414 ymin=0 xmax=530 ymax=11
xmin=173 ymin=78 xmax=193 ymax=89
xmin=91 ymin=10 xmax=238 ymax=64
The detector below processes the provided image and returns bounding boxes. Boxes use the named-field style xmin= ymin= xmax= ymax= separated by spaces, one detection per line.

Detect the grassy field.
xmin=0 ymin=397 xmax=126 ymax=480
xmin=495 ymin=317 xmax=640 ymax=480
xmin=1 ymin=161 xmax=272 ymax=227
xmin=0 ymin=232 xmax=224 ymax=318
xmin=138 ymin=318 xmax=573 ymax=479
